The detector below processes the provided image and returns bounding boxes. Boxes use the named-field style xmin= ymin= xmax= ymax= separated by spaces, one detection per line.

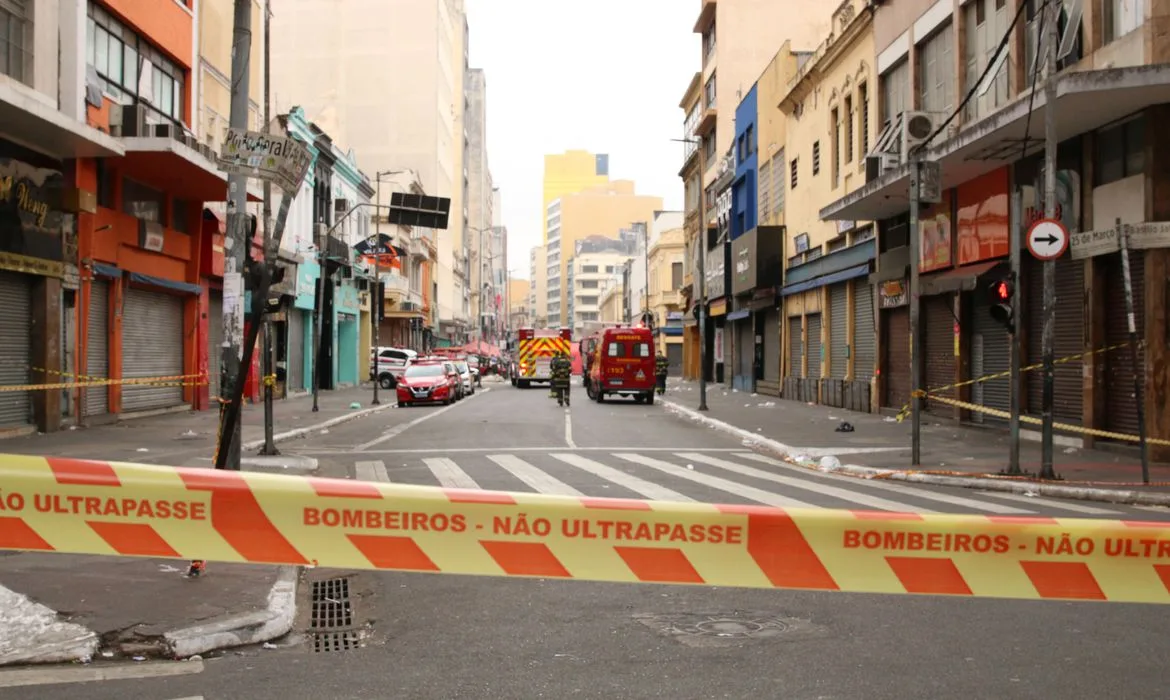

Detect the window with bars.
xmin=844 ymin=95 xmax=854 ymax=164
xmin=918 ymin=21 xmax=955 ymax=114
xmin=790 ymin=157 xmax=799 ymax=190
xmin=859 ymin=82 xmax=870 ymax=155
xmin=771 ymin=151 xmax=785 ymax=217
xmin=758 ymin=158 xmax=771 ymax=222
xmin=812 ymin=141 xmax=821 ymax=176
xmin=87 ymin=4 xmax=186 ymax=124
xmin=0 ymin=0 xmax=32 ymax=86
xmin=831 ymin=108 xmax=841 ymax=189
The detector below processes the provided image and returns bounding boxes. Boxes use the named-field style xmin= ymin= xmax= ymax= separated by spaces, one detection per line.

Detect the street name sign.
xmin=1070 ymin=221 xmax=1170 ymax=260
xmin=217 ymin=129 xmax=312 ymax=194
xmin=1026 ymin=218 xmax=1068 ymax=261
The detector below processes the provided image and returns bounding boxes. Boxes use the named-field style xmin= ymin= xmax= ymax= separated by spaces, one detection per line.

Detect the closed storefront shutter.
xmin=805 ymin=314 xmax=822 ymax=379
xmin=883 ymin=307 xmax=910 ymax=409
xmin=122 ymin=288 xmax=185 ymax=412
xmin=924 ymin=296 xmax=955 ymax=415
xmin=763 ymin=310 xmax=781 ymax=382
xmin=208 ymin=290 xmax=223 ymax=401
xmin=0 ymin=272 xmax=32 ymax=428
xmin=736 ymin=320 xmax=753 ymax=380
xmin=972 ymin=293 xmax=1011 ymax=423
xmin=853 ymin=282 xmax=876 ymax=380
xmin=828 ymin=284 xmax=848 ymax=379
xmin=666 ymin=343 xmax=683 ymax=372
xmin=1026 ymin=256 xmax=1085 ymax=425
xmin=788 ymin=316 xmax=803 ymax=378
xmin=1104 ymin=250 xmax=1145 ymax=440
xmin=288 ymin=309 xmax=305 ymax=391
xmin=85 ymin=280 xmax=110 ymax=418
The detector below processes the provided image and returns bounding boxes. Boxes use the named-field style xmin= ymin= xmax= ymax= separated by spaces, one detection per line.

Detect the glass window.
xmin=879 ymin=59 xmax=910 ymax=128
xmin=122 ymin=177 xmax=165 ymax=222
xmin=1094 ymin=115 xmax=1145 ymax=187
xmin=635 ymin=343 xmax=651 ymax=358
xmin=405 ymin=364 xmax=444 ymax=378
xmin=94 ymin=26 xmax=109 ymax=75
xmin=917 ymin=22 xmax=954 ymax=114
xmin=607 ymin=342 xmax=625 ymax=357
xmin=123 ymin=44 xmax=138 ymax=90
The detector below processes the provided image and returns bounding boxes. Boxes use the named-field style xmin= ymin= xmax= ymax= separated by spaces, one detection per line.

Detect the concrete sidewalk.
xmin=661 ymin=379 xmax=1170 ymax=506
xmin=0 ymin=384 xmax=399 ymax=666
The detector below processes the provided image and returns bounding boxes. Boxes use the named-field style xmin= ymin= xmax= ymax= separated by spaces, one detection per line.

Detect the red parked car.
xmin=396 ymin=362 xmax=458 ymax=406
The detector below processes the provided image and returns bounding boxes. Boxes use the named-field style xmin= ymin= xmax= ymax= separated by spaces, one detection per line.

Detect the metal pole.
xmin=1039 ymin=0 xmax=1059 ymax=480
xmin=215 ymin=0 xmax=254 ymax=470
xmin=259 ymin=0 xmax=278 ymax=456
xmin=1117 ymin=218 xmax=1150 ymax=483
xmin=697 ymin=144 xmax=708 ymax=411
xmin=909 ymin=156 xmax=922 ymax=466
xmin=1006 ymin=188 xmax=1022 ymax=474
xmin=311 ymin=219 xmax=325 ymax=413
xmin=372 ymin=176 xmax=381 ymax=406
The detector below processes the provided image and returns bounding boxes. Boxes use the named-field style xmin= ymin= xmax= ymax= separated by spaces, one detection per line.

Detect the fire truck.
xmin=515 ymin=327 xmax=571 ymax=388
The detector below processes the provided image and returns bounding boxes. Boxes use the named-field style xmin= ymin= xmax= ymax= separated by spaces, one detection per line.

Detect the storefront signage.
xmin=919 ymin=191 xmax=952 ymax=273
xmin=336 ymin=283 xmax=360 ymax=315
xmin=879 ymin=278 xmax=909 ymax=308
xmin=294 ymin=262 xmax=319 ymax=310
xmin=730 ymin=226 xmax=783 ymax=297
xmin=139 ymin=220 xmax=165 ymax=253
xmin=0 ymin=158 xmax=65 ymax=265
xmin=713 ymin=327 xmax=724 ymax=364
xmin=731 ymin=230 xmax=755 ymax=296
xmin=956 ymin=167 xmax=1009 ymax=265
xmin=704 ymin=246 xmax=726 ymax=298
xmin=0 ymin=250 xmax=64 ymax=278
xmin=217 ymin=129 xmax=312 ymax=194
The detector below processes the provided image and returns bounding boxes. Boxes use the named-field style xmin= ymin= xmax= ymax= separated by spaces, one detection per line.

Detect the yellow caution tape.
xmin=0 ymin=374 xmax=210 ymax=393
xmin=2 ymin=455 xmax=1170 ymax=604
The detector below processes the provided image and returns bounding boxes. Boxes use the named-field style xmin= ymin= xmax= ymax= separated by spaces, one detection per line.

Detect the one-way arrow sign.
xmin=1027 ymin=219 xmax=1069 ymax=261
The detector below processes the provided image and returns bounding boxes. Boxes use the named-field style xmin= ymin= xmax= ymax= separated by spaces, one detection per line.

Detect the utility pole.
xmin=908 ymin=154 xmax=922 ymax=467
xmin=372 ymin=176 xmax=382 ymax=407
xmin=1039 ymin=0 xmax=1059 ymax=480
xmin=259 ymin=0 xmax=278 ymax=456
xmin=1117 ymin=218 xmax=1150 ymax=483
xmin=216 ymin=0 xmax=254 ymax=470
xmin=1007 ymin=189 xmax=1022 ymax=474
xmin=696 ymin=145 xmax=708 ymax=412
xmin=311 ymin=218 xmax=326 ymax=413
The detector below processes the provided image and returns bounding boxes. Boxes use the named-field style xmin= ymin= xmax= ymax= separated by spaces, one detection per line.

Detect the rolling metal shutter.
xmin=85 ymin=280 xmax=110 ymax=418
xmin=828 ymin=284 xmax=848 ymax=379
xmin=883 ymin=307 xmax=910 ymax=409
xmin=0 ymin=272 xmax=32 ymax=428
xmin=852 ymin=282 xmax=876 ymax=380
xmin=666 ymin=343 xmax=683 ymax=373
xmin=805 ymin=314 xmax=822 ymax=380
xmin=971 ymin=294 xmax=1011 ymax=424
xmin=736 ymin=319 xmax=753 ymax=381
xmin=788 ymin=316 xmax=803 ymax=378
xmin=207 ymin=290 xmax=223 ymax=401
xmin=1104 ymin=250 xmax=1144 ymax=440
xmin=1026 ymin=256 xmax=1084 ymax=425
xmin=288 ymin=309 xmax=305 ymax=391
xmin=122 ymin=288 xmax=185 ymax=412
xmin=763 ymin=310 xmax=781 ymax=382
xmin=923 ymin=296 xmax=955 ymax=416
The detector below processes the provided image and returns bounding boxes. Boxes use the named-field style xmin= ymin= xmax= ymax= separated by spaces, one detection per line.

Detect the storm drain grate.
xmin=310 ymin=577 xmax=354 ymax=630
xmin=312 ymin=630 xmax=361 ymax=653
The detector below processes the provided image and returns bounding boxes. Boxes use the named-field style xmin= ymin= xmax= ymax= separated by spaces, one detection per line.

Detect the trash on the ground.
xmin=1063 ymin=447 xmax=1078 ymax=454
xmin=757 ymin=401 xmax=776 ymax=407
xmin=101 ymin=651 xmax=114 ymax=658
xmin=133 ymin=655 xmax=146 ymax=662
xmin=883 ymin=416 xmax=897 ymax=422
xmin=319 ymin=428 xmax=330 ymax=435
xmin=136 ymin=448 xmax=149 ymax=452
xmin=828 ymin=416 xmax=839 ymax=420
xmin=349 ymin=402 xmax=361 ymax=409
xmin=750 ymin=393 xmax=758 ymax=397
xmin=178 ymin=429 xmax=200 ymax=439
xmin=744 ymin=404 xmax=751 ymax=407
xmin=187 ymin=654 xmax=203 ymax=661
xmin=834 ymin=421 xmax=855 ymax=433
xmin=686 ymin=464 xmax=694 ymax=470
xmin=819 ymin=456 xmax=841 ymax=469
xmin=69 ymin=425 xmax=78 ymax=431
xmin=1023 ymin=491 xmax=1038 ymax=498
xmin=262 ymin=642 xmax=278 ymax=650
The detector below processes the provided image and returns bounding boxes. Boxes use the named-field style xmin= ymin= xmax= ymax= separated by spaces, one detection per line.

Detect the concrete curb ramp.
xmin=660 ymin=400 xmax=1170 ymax=508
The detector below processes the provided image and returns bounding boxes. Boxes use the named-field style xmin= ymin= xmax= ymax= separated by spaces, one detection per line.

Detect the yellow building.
xmin=197 ymin=0 xmax=266 ymax=145
xmin=542 ymin=150 xmax=610 ymax=244
xmin=598 ymin=279 xmax=624 ymax=326
xmin=545 ymin=182 xmax=662 ymax=327
xmin=646 ymin=224 xmax=686 ymax=371
xmin=775 ymin=0 xmax=877 ymax=410
xmin=678 ymin=71 xmax=704 ymax=380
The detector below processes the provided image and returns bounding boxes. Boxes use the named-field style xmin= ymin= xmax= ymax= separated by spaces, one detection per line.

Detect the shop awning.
xmin=117 ymin=136 xmax=261 ymax=204
xmin=919 ymin=260 xmax=1003 ymax=297
xmin=0 ymin=81 xmax=123 ymax=158
xmin=726 ymin=309 xmax=750 ymax=321
xmin=91 ymin=262 xmax=122 ymax=278
xmin=781 ymin=263 xmax=871 ymax=297
xmin=129 ymin=271 xmax=202 ymax=295
xmin=820 ymin=64 xmax=1170 ymax=223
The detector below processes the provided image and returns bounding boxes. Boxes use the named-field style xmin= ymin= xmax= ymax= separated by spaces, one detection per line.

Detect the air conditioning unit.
xmin=900 ymin=111 xmax=937 ymax=161
xmin=864 ymin=153 xmax=900 ymax=182
xmin=109 ymin=104 xmax=147 ymax=138
xmin=334 ymin=198 xmax=350 ymax=215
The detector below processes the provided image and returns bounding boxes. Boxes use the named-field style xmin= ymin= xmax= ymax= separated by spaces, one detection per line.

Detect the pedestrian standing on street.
xmin=655 ymin=351 xmax=669 ymax=396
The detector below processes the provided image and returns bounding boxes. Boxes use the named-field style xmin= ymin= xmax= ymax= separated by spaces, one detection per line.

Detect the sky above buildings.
xmin=465 ymin=0 xmax=697 ymax=279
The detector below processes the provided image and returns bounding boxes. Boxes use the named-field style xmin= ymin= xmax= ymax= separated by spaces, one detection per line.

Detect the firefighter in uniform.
xmin=655 ymin=351 xmax=669 ymax=395
xmin=549 ymin=350 xmax=572 ymax=406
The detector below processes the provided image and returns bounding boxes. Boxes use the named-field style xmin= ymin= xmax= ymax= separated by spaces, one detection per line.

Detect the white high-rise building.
xmin=269 ymin=0 xmax=471 ymax=343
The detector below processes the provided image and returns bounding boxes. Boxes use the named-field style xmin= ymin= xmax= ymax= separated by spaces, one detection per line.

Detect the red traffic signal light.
xmin=988 ymin=276 xmax=1015 ymax=334
xmin=993 ymin=280 xmax=1010 ymax=300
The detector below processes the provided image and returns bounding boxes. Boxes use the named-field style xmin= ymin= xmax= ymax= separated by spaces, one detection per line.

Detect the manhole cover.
xmin=310 ymin=577 xmax=353 ymax=630
xmin=633 ymin=611 xmax=824 ymax=648
xmin=312 ymin=630 xmax=361 ymax=653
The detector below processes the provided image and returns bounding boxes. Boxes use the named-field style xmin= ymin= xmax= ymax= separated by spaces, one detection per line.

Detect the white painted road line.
xmin=550 ymin=453 xmax=694 ymax=502
xmin=730 ymin=452 xmax=1035 ymax=514
xmin=306 ymin=446 xmax=747 ymax=454
xmin=355 ymin=460 xmax=390 ymax=483
xmin=564 ymin=408 xmax=576 ymax=448
xmin=0 ymin=660 xmax=205 ymax=688
xmin=422 ymin=457 xmax=481 ymax=490
xmin=677 ymin=452 xmax=935 ymax=513
xmin=355 ymin=388 xmax=488 ymax=451
xmin=614 ymin=453 xmax=818 ymax=509
xmin=980 ymin=490 xmax=1122 ymax=515
xmin=487 ymin=454 xmax=585 ymax=497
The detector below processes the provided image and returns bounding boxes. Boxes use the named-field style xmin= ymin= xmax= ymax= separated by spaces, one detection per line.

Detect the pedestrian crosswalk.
xmin=343 ymin=450 xmax=1167 ymax=519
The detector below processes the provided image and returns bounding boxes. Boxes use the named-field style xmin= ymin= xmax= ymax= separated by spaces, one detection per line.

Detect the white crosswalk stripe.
xmin=978 ymin=491 xmax=1120 ymax=515
xmin=549 ymin=452 xmax=694 ymax=502
xmin=676 ymin=451 xmax=935 ymax=513
xmin=613 ymin=453 xmax=818 ymax=508
xmin=422 ymin=457 xmax=480 ymax=489
xmin=487 ymin=454 xmax=585 ymax=497
xmin=355 ymin=460 xmax=390 ymax=483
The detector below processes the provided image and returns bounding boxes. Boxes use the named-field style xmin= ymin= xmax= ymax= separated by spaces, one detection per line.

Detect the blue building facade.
xmin=730 ymin=85 xmax=758 ymax=241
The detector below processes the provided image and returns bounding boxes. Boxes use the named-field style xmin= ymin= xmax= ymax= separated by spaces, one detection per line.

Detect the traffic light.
xmin=988 ymin=276 xmax=1015 ymax=334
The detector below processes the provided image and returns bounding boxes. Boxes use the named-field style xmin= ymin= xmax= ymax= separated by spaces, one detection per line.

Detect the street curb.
xmin=0 ymin=585 xmax=99 ymax=667
xmin=660 ymin=399 xmax=1170 ymax=508
xmin=240 ymin=403 xmax=395 ymax=451
xmin=164 ymin=565 xmax=298 ymax=659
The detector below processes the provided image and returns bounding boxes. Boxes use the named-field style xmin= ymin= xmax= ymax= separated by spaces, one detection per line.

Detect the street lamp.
xmin=671 ymin=137 xmax=708 ymax=411
xmin=371 ymin=169 xmax=412 ymax=406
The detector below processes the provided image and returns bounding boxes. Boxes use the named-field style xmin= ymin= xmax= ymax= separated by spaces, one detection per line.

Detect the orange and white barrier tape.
xmin=1 ymin=454 xmax=1169 ymax=604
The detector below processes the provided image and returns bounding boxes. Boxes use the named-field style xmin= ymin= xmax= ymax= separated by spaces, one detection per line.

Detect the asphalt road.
xmin=8 ymin=378 xmax=1170 ymax=699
